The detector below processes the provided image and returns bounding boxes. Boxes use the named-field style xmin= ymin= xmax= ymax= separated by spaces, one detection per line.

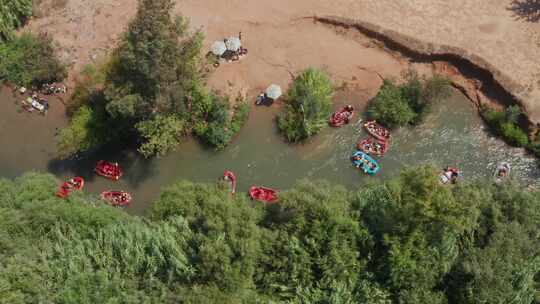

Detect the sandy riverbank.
xmin=25 ymin=0 xmax=540 ymax=128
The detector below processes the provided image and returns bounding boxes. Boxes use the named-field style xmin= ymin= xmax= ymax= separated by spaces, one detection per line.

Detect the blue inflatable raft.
xmin=351 ymin=151 xmax=380 ymax=175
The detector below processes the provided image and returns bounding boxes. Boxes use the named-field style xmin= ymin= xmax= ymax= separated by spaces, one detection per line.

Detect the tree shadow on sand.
xmin=508 ymin=0 xmax=540 ymax=22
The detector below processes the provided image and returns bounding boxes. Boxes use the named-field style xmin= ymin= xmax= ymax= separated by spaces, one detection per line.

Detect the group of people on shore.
xmin=16 ymin=83 xmax=66 ymax=114
xmin=211 ymin=32 xmax=248 ymax=67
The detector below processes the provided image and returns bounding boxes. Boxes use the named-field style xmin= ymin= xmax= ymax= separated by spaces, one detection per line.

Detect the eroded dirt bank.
xmin=315 ymin=16 xmax=537 ymax=131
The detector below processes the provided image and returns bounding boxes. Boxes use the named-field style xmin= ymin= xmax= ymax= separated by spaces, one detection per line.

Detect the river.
xmin=1 ymin=87 xmax=538 ymax=214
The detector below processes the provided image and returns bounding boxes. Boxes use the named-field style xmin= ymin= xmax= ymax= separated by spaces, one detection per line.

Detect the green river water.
xmin=1 ymin=87 xmax=538 ymax=214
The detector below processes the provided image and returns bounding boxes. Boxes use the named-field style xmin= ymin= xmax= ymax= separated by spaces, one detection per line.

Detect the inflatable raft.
xmin=357 ymin=137 xmax=389 ymax=156
xmin=494 ymin=162 xmax=511 ymax=183
xmin=56 ymin=177 xmax=85 ymax=198
xmin=95 ymin=160 xmax=123 ymax=180
xmin=440 ymin=167 xmax=460 ymax=184
xmin=249 ymin=186 xmax=278 ymax=203
xmin=363 ymin=120 xmax=390 ymax=141
xmin=329 ymin=105 xmax=354 ymax=127
xmin=101 ymin=191 xmax=132 ymax=207
xmin=351 ymin=151 xmax=380 ymax=175
xmin=223 ymin=171 xmax=237 ymax=194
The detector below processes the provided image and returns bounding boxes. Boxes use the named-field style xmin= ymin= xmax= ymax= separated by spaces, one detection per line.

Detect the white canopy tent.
xmin=265 ymin=84 xmax=282 ymax=100
xmin=210 ymin=40 xmax=227 ymax=56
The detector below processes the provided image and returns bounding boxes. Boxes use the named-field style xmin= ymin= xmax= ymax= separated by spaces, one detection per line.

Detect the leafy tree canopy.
xmin=0 ymin=0 xmax=33 ymax=41
xmin=1 ymin=167 xmax=538 ymax=303
xmin=278 ymin=68 xmax=334 ymax=142
xmin=0 ymin=33 xmax=66 ymax=87
xmin=368 ymin=72 xmax=450 ymax=128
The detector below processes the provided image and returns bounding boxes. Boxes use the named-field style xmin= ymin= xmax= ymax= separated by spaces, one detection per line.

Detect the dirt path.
xmin=26 ymin=0 xmax=540 ymax=122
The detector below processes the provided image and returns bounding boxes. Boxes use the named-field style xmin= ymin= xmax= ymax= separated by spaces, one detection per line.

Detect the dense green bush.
xmin=191 ymin=91 xmax=250 ymax=150
xmin=151 ymin=181 xmax=263 ymax=292
xmin=528 ymin=133 xmax=540 ymax=158
xmin=0 ymin=33 xmax=66 ymax=87
xmin=58 ymin=0 xmax=248 ymax=158
xmin=368 ymin=72 xmax=450 ymax=128
xmin=278 ymin=68 xmax=333 ymax=142
xmin=0 ymin=0 xmax=33 ymax=41
xmin=230 ymin=101 xmax=250 ymax=134
xmin=66 ymin=62 xmax=110 ymax=116
xmin=481 ymin=105 xmax=530 ymax=148
xmin=136 ymin=114 xmax=188 ymax=157
xmin=500 ymin=122 xmax=529 ymax=146
xmin=97 ymin=0 xmax=208 ymax=157
xmin=368 ymin=80 xmax=416 ymax=128
xmin=256 ymin=180 xmax=373 ymax=301
xmin=56 ymin=105 xmax=111 ymax=159
xmin=2 ymin=167 xmax=538 ymax=303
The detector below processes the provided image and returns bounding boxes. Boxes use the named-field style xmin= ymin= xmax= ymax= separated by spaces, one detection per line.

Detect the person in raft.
xmin=104 ymin=163 xmax=118 ymax=175
xmin=351 ymin=155 xmax=367 ymax=169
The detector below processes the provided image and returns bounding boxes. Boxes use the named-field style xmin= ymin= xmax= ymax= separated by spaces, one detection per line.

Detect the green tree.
xmin=106 ymin=0 xmax=203 ymax=116
xmin=151 ymin=181 xmax=263 ymax=293
xmin=101 ymin=0 xmax=205 ymax=156
xmin=1 ymin=169 xmax=538 ymax=303
xmin=58 ymin=1 xmax=249 ymax=158
xmin=278 ymin=68 xmax=333 ymax=142
xmin=353 ymin=166 xmax=481 ymax=303
xmin=446 ymin=183 xmax=540 ymax=304
xmin=481 ymin=105 xmax=530 ymax=148
xmin=0 ymin=0 xmax=32 ymax=41
xmin=255 ymin=180 xmax=372 ymax=301
xmin=368 ymin=73 xmax=450 ymax=128
xmin=368 ymin=80 xmax=416 ymax=128
xmin=136 ymin=114 xmax=187 ymax=157
xmin=56 ymin=105 xmax=112 ymax=159
xmin=0 ymin=33 xmax=66 ymax=87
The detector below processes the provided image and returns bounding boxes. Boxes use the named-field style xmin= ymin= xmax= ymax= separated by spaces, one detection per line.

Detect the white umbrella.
xmin=211 ymin=40 xmax=227 ymax=56
xmin=225 ymin=37 xmax=241 ymax=51
xmin=265 ymin=84 xmax=282 ymax=100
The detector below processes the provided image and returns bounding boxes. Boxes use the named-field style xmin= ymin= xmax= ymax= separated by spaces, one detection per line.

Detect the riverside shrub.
xmin=58 ymin=0 xmax=249 ymax=158
xmin=278 ymin=68 xmax=333 ymax=142
xmin=500 ymin=122 xmax=529 ymax=147
xmin=481 ymin=106 xmax=530 ymax=148
xmin=0 ymin=0 xmax=33 ymax=40
xmin=368 ymin=72 xmax=450 ymax=128
xmin=0 ymin=168 xmax=538 ymax=303
xmin=0 ymin=33 xmax=66 ymax=87
xmin=368 ymin=80 xmax=416 ymax=128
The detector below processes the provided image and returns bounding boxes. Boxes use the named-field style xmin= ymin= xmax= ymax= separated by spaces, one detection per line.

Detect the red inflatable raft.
xmin=56 ymin=177 xmax=85 ymax=198
xmin=223 ymin=171 xmax=237 ymax=194
xmin=329 ymin=105 xmax=354 ymax=127
xmin=249 ymin=186 xmax=278 ymax=203
xmin=95 ymin=160 xmax=123 ymax=180
xmin=100 ymin=191 xmax=132 ymax=207
xmin=357 ymin=137 xmax=389 ymax=156
xmin=363 ymin=120 xmax=391 ymax=141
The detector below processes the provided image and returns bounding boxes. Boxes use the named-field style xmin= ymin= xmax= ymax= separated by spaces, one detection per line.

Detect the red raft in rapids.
xmin=329 ymin=105 xmax=354 ymax=127
xmin=249 ymin=186 xmax=278 ymax=203
xmin=223 ymin=171 xmax=237 ymax=194
xmin=95 ymin=160 xmax=123 ymax=180
xmin=100 ymin=191 xmax=132 ymax=207
xmin=56 ymin=177 xmax=85 ymax=198
xmin=357 ymin=137 xmax=389 ymax=156
xmin=363 ymin=120 xmax=391 ymax=141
